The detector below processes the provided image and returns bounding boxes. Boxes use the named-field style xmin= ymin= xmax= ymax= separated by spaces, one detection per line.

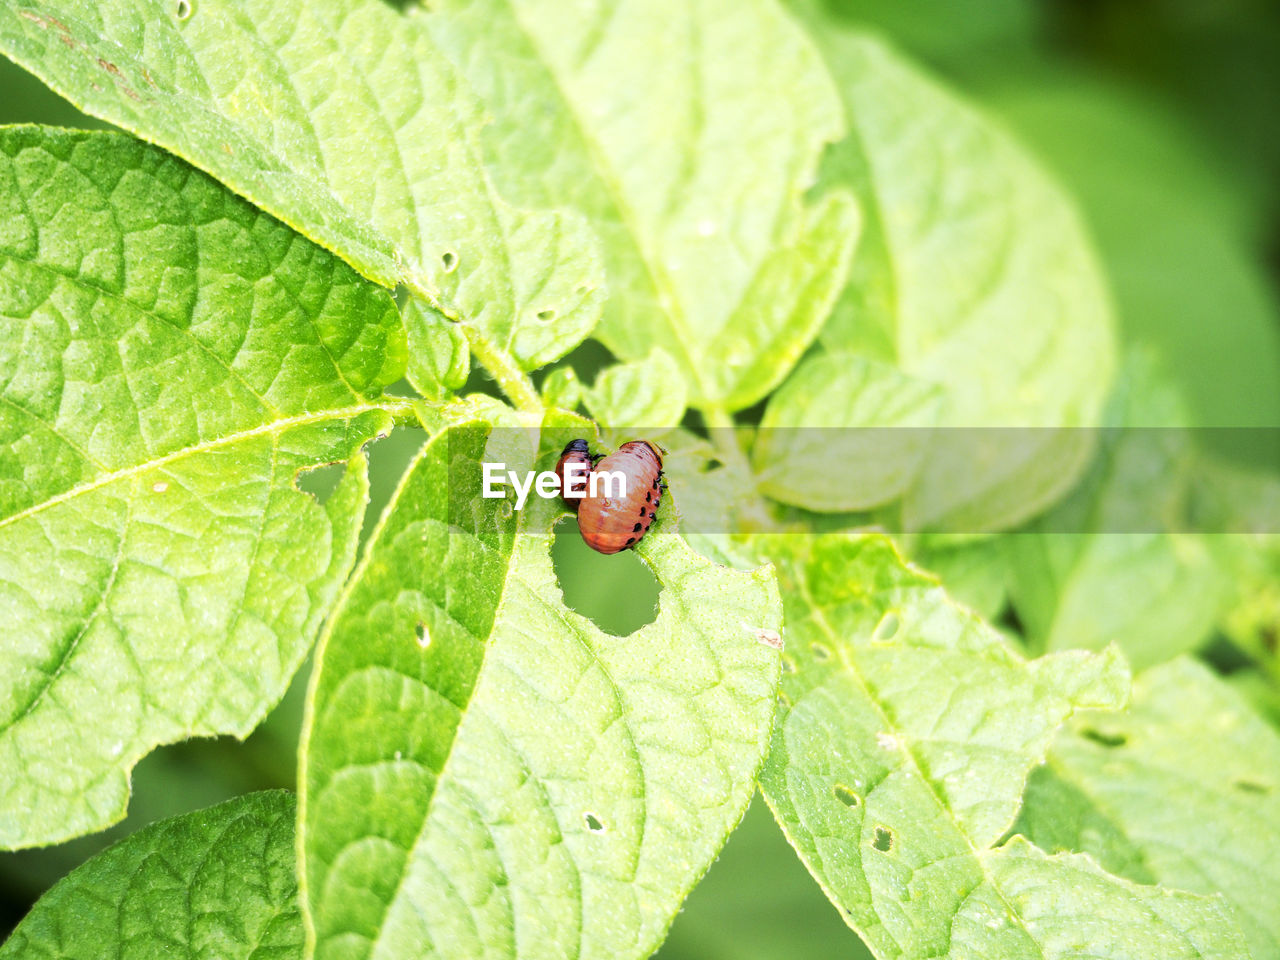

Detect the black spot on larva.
xmin=633 ymin=523 xmax=643 ymax=532
xmin=645 ymin=491 xmax=652 ymax=502
xmin=833 ymin=784 xmax=860 ymax=808
xmin=626 ymin=537 xmax=637 ymax=546
xmin=638 ymin=504 xmax=647 ymax=516
xmin=1081 ymin=729 xmax=1127 ymax=748
xmin=873 ymin=827 xmax=893 ymax=852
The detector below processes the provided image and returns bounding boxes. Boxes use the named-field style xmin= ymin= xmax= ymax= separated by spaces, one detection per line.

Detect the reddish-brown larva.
xmin=554 ymin=438 xmax=593 ymax=511
xmin=577 ymin=440 xmax=663 ymax=555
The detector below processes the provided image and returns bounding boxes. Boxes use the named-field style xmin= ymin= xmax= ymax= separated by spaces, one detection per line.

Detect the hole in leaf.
xmin=872 ymin=826 xmax=893 ymax=852
xmin=551 ymin=516 xmax=659 ymax=636
xmin=174 ymin=0 xmax=194 ymax=20
xmin=810 ymin=642 xmax=832 ymax=661
xmin=415 ymin=622 xmax=431 ymax=649
xmin=1234 ymin=779 xmax=1270 ymax=795
xmin=873 ymin=612 xmax=900 ymax=642
xmin=780 ymin=654 xmax=797 ymax=674
xmin=441 ymin=251 xmax=458 ymax=272
xmin=536 ymin=309 xmax=556 ymax=322
xmin=584 ymin=812 xmax=605 ymax=833
xmin=1081 ymin=729 xmax=1127 ymax=749
xmin=833 ymin=784 xmax=860 ymax=808
xmin=294 ymin=462 xmax=345 ymax=505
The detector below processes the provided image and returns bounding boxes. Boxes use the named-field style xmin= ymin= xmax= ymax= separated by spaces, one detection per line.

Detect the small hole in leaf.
xmin=780 ymin=654 xmax=797 ymax=674
xmin=441 ymin=251 xmax=458 ymax=272
xmin=1081 ymin=729 xmax=1127 ymax=748
xmin=873 ymin=612 xmax=900 ymax=642
xmin=872 ymin=826 xmax=893 ymax=852
xmin=1234 ymin=779 xmax=1270 ymax=795
xmin=537 ymin=309 xmax=556 ymax=322
xmin=415 ymin=622 xmax=431 ymax=649
xmin=294 ymin=462 xmax=344 ymax=505
xmin=551 ymin=516 xmax=659 ymax=636
xmin=810 ymin=642 xmax=832 ymax=661
xmin=175 ymin=0 xmax=194 ymax=20
xmin=833 ymin=784 xmax=860 ymax=808
xmin=584 ymin=812 xmax=605 ymax=833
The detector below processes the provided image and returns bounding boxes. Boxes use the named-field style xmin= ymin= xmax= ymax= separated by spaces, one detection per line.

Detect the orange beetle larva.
xmin=576 ymin=440 xmax=663 ymax=555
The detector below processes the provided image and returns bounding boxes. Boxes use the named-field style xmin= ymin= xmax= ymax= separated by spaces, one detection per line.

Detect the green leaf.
xmin=1014 ymin=657 xmax=1280 ymax=960
xmin=0 ymin=791 xmax=302 ymax=959
xmin=0 ymin=126 xmax=401 ymax=848
xmin=752 ymin=534 xmax=1245 ymax=957
xmin=424 ymin=0 xmax=860 ymax=410
xmin=584 ymin=348 xmax=687 ymax=433
xmin=300 ymin=419 xmax=783 ymax=960
xmin=754 ymin=352 xmax=941 ymax=511
xmin=539 ymin=366 xmax=582 ymax=413
xmin=0 ymin=0 xmax=605 ymax=374
xmin=786 ymin=14 xmax=1116 ymax=530
xmin=983 ymin=71 xmax=1280 ymax=432
xmin=1004 ymin=354 xmax=1232 ymax=669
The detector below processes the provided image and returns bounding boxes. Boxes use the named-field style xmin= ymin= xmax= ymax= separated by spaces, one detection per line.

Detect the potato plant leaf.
xmin=300 ymin=419 xmax=783 ymax=960
xmin=423 ymin=0 xmax=860 ymax=411
xmin=753 ymin=534 xmax=1246 ymax=958
xmin=1015 ymin=657 xmax=1280 ymax=960
xmin=0 ymin=791 xmax=302 ymax=959
xmin=0 ymin=0 xmax=605 ymax=376
xmin=785 ymin=9 xmax=1117 ymax=530
xmin=0 ymin=127 xmax=403 ymax=848
xmin=753 ymin=352 xmax=941 ymax=511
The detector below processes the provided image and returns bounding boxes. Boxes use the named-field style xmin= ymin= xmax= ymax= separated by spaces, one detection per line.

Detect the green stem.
xmin=464 ymin=328 xmax=543 ymax=413
xmin=702 ymin=406 xmax=751 ymax=474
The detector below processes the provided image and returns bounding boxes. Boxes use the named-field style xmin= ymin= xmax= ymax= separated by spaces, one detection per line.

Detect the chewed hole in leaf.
xmin=810 ymin=642 xmax=832 ymax=661
xmin=536 ymin=309 xmax=557 ymax=322
xmin=873 ymin=612 xmax=900 ymax=642
xmin=1081 ymin=729 xmax=1128 ymax=749
xmin=1234 ymin=779 xmax=1271 ymax=795
xmin=872 ymin=826 xmax=893 ymax=852
xmin=441 ymin=251 xmax=458 ymax=273
xmin=294 ymin=461 xmax=345 ymax=505
xmin=584 ymin=812 xmax=606 ymax=833
xmin=551 ymin=517 xmax=659 ymax=636
xmin=415 ymin=622 xmax=430 ymax=649
xmin=174 ymin=0 xmax=194 ymax=20
xmin=780 ymin=654 xmax=797 ymax=674
xmin=833 ymin=784 xmax=860 ymax=808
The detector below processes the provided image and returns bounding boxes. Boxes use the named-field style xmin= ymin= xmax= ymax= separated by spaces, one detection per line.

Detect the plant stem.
xmin=464 ymin=327 xmax=543 ymax=413
xmin=702 ymin=406 xmax=751 ymax=474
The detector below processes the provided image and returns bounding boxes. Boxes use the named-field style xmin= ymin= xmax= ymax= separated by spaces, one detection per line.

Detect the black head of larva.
xmin=555 ymin=438 xmax=594 ymax=511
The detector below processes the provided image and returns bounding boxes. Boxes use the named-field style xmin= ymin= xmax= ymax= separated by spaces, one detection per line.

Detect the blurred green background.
xmin=3 ymin=0 xmax=1279 ymax=954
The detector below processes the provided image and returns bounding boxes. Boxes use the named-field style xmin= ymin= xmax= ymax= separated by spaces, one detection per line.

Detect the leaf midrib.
xmin=0 ymin=401 xmax=406 ymax=532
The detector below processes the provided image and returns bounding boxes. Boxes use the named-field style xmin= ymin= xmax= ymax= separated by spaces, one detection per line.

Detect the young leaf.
xmin=753 ymin=352 xmax=941 ymax=512
xmin=0 ymin=127 xmax=402 ymax=848
xmin=0 ymin=791 xmax=302 ymax=959
xmin=300 ymin=419 xmax=783 ymax=960
xmin=787 ymin=10 xmax=1117 ymax=530
xmin=1014 ymin=657 xmax=1280 ymax=960
xmin=584 ymin=348 xmax=687 ymax=433
xmin=423 ymin=0 xmax=860 ymax=411
xmin=752 ymin=535 xmax=1241 ymax=957
xmin=0 ymin=0 xmax=605 ymax=375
